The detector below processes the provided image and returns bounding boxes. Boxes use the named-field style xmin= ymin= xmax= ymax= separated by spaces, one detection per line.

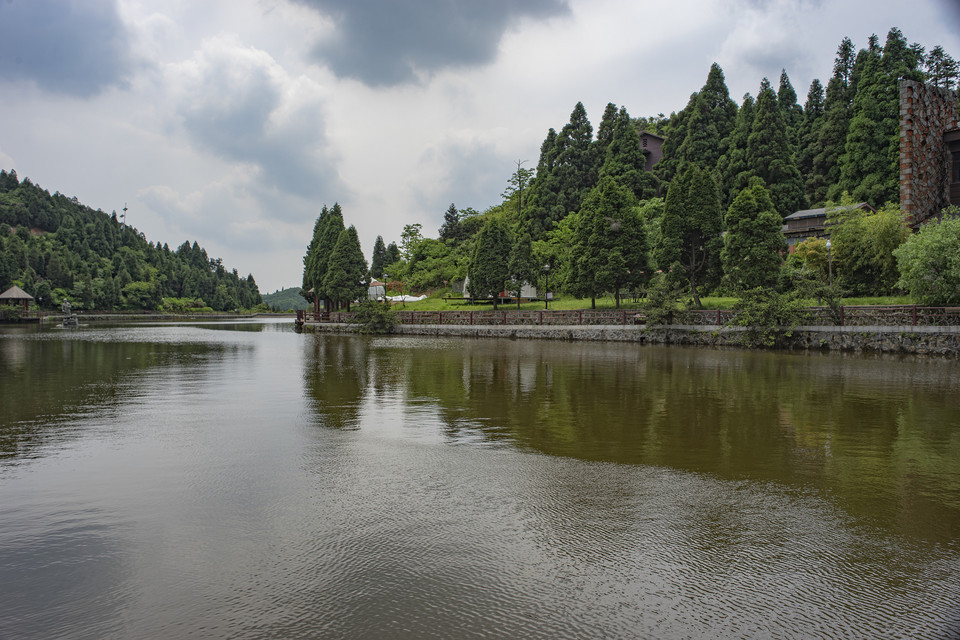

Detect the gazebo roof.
xmin=0 ymin=285 xmax=34 ymax=301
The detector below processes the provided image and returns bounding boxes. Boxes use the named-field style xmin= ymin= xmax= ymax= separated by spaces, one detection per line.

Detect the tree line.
xmin=302 ymin=28 xmax=959 ymax=309
xmin=0 ymin=170 xmax=262 ymax=312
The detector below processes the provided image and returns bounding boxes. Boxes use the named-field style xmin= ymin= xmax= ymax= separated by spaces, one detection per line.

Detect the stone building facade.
xmin=639 ymin=131 xmax=664 ymax=172
xmin=899 ymin=80 xmax=959 ymax=226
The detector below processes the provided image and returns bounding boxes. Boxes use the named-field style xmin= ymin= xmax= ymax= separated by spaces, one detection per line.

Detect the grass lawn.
xmin=390 ymin=293 xmax=916 ymax=312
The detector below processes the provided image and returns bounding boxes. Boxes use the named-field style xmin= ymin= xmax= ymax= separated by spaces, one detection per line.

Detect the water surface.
xmin=1 ymin=320 xmax=958 ymax=638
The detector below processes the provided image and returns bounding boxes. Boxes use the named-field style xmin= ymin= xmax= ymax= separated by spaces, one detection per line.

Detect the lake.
xmin=1 ymin=318 xmax=959 ymax=639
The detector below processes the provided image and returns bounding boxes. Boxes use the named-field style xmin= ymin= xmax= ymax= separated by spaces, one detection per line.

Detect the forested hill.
xmin=261 ymin=287 xmax=310 ymax=311
xmin=0 ymin=169 xmax=262 ymax=311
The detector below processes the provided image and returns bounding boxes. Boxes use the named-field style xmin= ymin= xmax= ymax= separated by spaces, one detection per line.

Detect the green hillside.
xmin=261 ymin=287 xmax=309 ymax=311
xmin=0 ymin=169 xmax=262 ymax=311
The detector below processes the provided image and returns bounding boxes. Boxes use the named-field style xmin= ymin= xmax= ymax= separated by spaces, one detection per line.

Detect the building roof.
xmin=784 ymin=202 xmax=874 ymax=220
xmin=638 ymin=130 xmax=665 ymax=140
xmin=0 ymin=285 xmax=34 ymax=301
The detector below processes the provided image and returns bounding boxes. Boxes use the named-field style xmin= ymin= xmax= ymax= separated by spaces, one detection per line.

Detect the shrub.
xmin=349 ymin=300 xmax=399 ymax=334
xmin=728 ymin=287 xmax=810 ymax=348
xmin=642 ymin=276 xmax=686 ymax=325
xmin=894 ymin=210 xmax=960 ymax=305
xmin=0 ymin=304 xmax=23 ymax=320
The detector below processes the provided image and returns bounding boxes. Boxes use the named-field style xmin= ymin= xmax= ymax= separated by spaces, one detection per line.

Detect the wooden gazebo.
xmin=0 ymin=285 xmax=34 ymax=312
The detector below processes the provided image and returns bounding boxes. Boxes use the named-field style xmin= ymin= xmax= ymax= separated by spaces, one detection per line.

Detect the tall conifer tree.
xmin=525 ymin=103 xmax=595 ymax=236
xmin=839 ymin=28 xmax=922 ymax=206
xmin=598 ymin=106 xmax=658 ymax=200
xmin=323 ymin=225 xmax=368 ymax=311
xmin=467 ymin=218 xmax=512 ymax=310
xmin=796 ymin=78 xmax=826 ymax=203
xmin=370 ymin=235 xmax=387 ymax=279
xmin=656 ymin=165 xmax=722 ymax=308
xmin=524 ymin=128 xmax=559 ymax=239
xmin=438 ymin=203 xmax=462 ymax=243
xmin=746 ymin=78 xmax=806 ymax=217
xmin=594 ymin=102 xmax=619 ymax=164
xmin=722 ymin=180 xmax=786 ymax=290
xmin=777 ymin=70 xmax=804 ymax=152
xmin=666 ymin=63 xmax=738 ymax=180
xmin=716 ymin=93 xmax=755 ymax=208
xmin=303 ymin=203 xmax=345 ymax=310
xmin=568 ymin=177 xmax=646 ymax=309
xmin=655 ymin=92 xmax=697 ymax=184
xmin=813 ymin=38 xmax=859 ymax=204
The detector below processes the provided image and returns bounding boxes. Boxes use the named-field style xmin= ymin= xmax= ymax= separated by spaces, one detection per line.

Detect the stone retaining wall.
xmin=298 ymin=322 xmax=960 ymax=356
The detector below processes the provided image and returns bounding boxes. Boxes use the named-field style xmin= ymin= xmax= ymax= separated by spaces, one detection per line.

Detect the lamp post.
xmin=544 ymin=264 xmax=550 ymax=310
xmin=825 ymin=239 xmax=833 ymax=289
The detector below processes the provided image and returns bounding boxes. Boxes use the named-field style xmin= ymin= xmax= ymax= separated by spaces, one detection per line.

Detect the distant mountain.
xmin=261 ymin=287 xmax=308 ymax=311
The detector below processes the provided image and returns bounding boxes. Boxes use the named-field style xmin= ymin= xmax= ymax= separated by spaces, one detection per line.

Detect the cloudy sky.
xmin=1 ymin=0 xmax=958 ymax=292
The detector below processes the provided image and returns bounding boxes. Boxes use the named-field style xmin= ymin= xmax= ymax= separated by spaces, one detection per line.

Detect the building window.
xmin=953 ymin=151 xmax=960 ymax=183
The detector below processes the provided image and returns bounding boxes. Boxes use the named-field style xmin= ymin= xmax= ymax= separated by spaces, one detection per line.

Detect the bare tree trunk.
xmin=689 ymin=274 xmax=702 ymax=309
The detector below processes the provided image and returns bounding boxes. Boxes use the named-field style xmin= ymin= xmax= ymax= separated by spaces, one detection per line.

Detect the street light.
xmin=825 ymin=238 xmax=833 ymax=289
xmin=544 ymin=264 xmax=550 ymax=310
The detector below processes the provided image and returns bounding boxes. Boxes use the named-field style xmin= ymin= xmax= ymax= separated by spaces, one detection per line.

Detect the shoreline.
xmin=297 ymin=321 xmax=960 ymax=356
xmin=29 ymin=312 xmax=294 ymax=324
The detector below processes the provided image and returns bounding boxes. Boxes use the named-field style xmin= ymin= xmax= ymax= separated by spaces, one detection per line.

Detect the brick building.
xmin=899 ymin=80 xmax=960 ymax=226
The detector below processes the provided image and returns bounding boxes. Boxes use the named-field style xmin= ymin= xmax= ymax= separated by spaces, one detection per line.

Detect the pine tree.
xmin=507 ymin=231 xmax=536 ymax=309
xmin=746 ymin=78 xmax=806 ymax=217
xmin=594 ymin=102 xmax=619 ymax=164
xmin=777 ymin=69 xmax=804 ymax=152
xmin=524 ymin=103 xmax=595 ymax=236
xmin=385 ymin=242 xmax=401 ymax=267
xmin=438 ymin=203 xmax=462 ymax=244
xmin=523 ymin=128 xmax=559 ymax=239
xmin=598 ymin=106 xmax=658 ymax=200
xmin=925 ymin=45 xmax=959 ymax=90
xmin=568 ymin=177 xmax=646 ymax=309
xmin=804 ymin=37 xmax=859 ymax=205
xmin=501 ymin=162 xmax=535 ymax=220
xmin=467 ymin=218 xmax=512 ymax=310
xmin=655 ymin=92 xmax=696 ymax=184
xmin=716 ymin=93 xmax=755 ymax=208
xmin=834 ymin=36 xmax=857 ymax=86
xmin=839 ymin=28 xmax=922 ymax=206
xmin=656 ymin=165 xmax=722 ymax=308
xmin=813 ymin=81 xmax=852 ymax=204
xmin=302 ymin=207 xmax=327 ymax=302
xmin=370 ymin=235 xmax=388 ymax=279
xmin=722 ymin=180 xmax=786 ymax=290
xmin=302 ymin=203 xmax=345 ymax=310
xmin=666 ymin=63 xmax=738 ymax=179
xmin=796 ymin=78 xmax=826 ymax=204
xmin=323 ymin=225 xmax=368 ymax=312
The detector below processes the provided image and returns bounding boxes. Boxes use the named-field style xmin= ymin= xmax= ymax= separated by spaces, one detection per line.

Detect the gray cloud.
xmin=171 ymin=39 xmax=347 ymax=210
xmin=0 ymin=0 xmax=134 ymax=97
xmin=415 ymin=139 xmax=509 ymax=222
xmin=939 ymin=0 xmax=960 ymax=27
xmin=292 ymin=0 xmax=570 ymax=86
